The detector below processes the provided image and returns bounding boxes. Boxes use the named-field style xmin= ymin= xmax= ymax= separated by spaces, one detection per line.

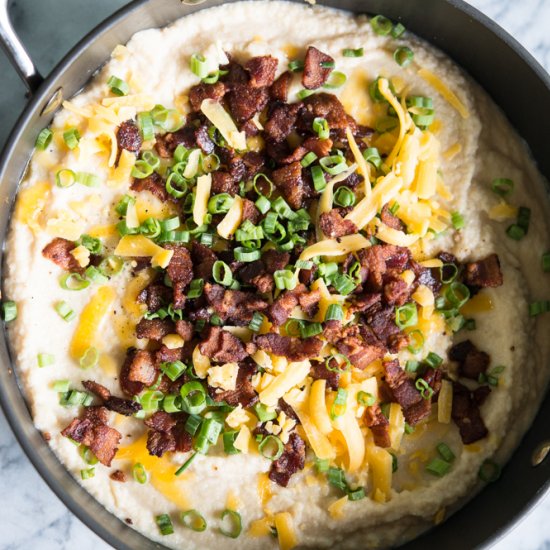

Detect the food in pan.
xmin=4 ymin=2 xmax=550 ymax=548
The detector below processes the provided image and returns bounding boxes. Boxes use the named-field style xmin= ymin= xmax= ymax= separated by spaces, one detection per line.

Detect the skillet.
xmin=0 ymin=0 xmax=548 ymax=548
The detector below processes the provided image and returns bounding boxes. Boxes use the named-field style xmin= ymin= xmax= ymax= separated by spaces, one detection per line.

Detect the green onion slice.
xmin=258 ymin=435 xmax=284 ymax=461
xmin=313 ymin=117 xmax=330 ymax=139
xmin=491 ymin=178 xmax=514 ymax=198
xmin=415 ymin=378 xmax=434 ymax=400
xmin=107 ymin=75 xmax=129 ymax=96
xmin=394 ymin=46 xmax=414 ymax=67
xmin=156 ymin=513 xmax=174 ymax=536
xmin=478 ymin=459 xmax=501 ymax=482
xmin=60 ymin=273 xmax=90 ymax=291
xmin=426 ymin=457 xmax=451 ymax=477
xmin=175 ymin=451 xmax=198 ymax=475
xmin=330 ymin=388 xmax=348 ymax=419
xmin=180 ymin=381 xmax=207 ymax=415
xmin=333 ymin=186 xmax=355 ymax=207
xmin=357 ymin=391 xmax=375 ymax=407
xmin=36 ymin=128 xmax=53 ymax=150
xmin=180 ymin=509 xmax=207 ymax=532
xmin=63 ymin=128 xmax=81 ymax=149
xmin=56 ymin=169 xmax=76 ymax=188
xmin=343 ymin=47 xmax=364 ymax=57
xmin=323 ymin=71 xmax=347 ymax=89
xmin=190 ymin=53 xmax=209 ymax=79
xmin=37 ymin=353 xmax=55 ymax=367
xmin=395 ymin=302 xmax=418 ymax=329
xmin=220 ymin=509 xmax=242 ymax=538
xmin=2 ymin=300 xmax=17 ymax=322
xmin=370 ymin=15 xmax=393 ymax=35
xmin=132 ymin=462 xmax=148 ymax=484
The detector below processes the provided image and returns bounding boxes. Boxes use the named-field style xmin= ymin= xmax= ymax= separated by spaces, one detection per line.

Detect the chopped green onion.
xmin=52 ymin=379 xmax=70 ymax=393
xmin=405 ymin=360 xmax=419 ymax=373
xmin=395 ymin=302 xmax=418 ymax=329
xmin=185 ymin=415 xmax=203 ymax=437
xmin=180 ymin=381 xmax=207 ymax=415
xmin=253 ymin=173 xmax=274 ymax=197
xmin=357 ymin=391 xmax=375 ymax=407
xmin=80 ymin=467 xmax=95 ymax=480
xmin=333 ymin=186 xmax=355 ymax=207
xmin=391 ymin=22 xmax=406 ymax=37
xmin=99 ymin=255 xmax=124 ymax=277
xmin=255 ymin=195 xmax=271 ymax=214
xmin=491 ymin=178 xmax=514 ymax=198
xmin=60 ymin=389 xmax=93 ymax=407
xmin=37 ymin=353 xmax=55 ymax=367
xmin=190 ymin=53 xmax=209 ymax=79
xmin=331 ymin=273 xmax=356 ymax=295
xmin=320 ymin=155 xmax=348 ymax=175
xmin=259 ymin=435 xmax=284 ymax=461
xmin=2 ymin=300 xmax=17 ymax=322
xmin=326 ymin=353 xmax=351 ymax=373
xmin=506 ymin=224 xmax=525 ymax=240
xmin=63 ymin=128 xmax=81 ymax=149
xmin=424 ymin=351 xmax=443 ymax=369
xmin=223 ymin=430 xmax=241 ymax=455
xmin=274 ymin=269 xmax=297 ymax=291
xmin=327 ymin=466 xmax=348 ymax=492
xmin=248 ymin=312 xmax=264 ymax=333
xmin=137 ymin=111 xmax=154 ymax=141
xmin=343 ymin=47 xmax=364 ymax=57
xmin=188 ymin=278 xmax=204 ymax=299
xmin=439 ymin=263 xmax=458 ymax=284
xmin=315 ymin=458 xmax=330 ymax=473
xmin=79 ymin=347 xmax=99 ymax=369
xmin=233 ymin=247 xmax=261 ymax=262
xmin=394 ymin=46 xmax=414 ymax=67
xmin=404 ymin=422 xmax=415 ymax=434
xmin=75 ymin=172 xmax=100 ymax=187
xmin=426 ymin=457 xmax=451 ymax=477
xmin=212 ymin=260 xmax=233 ymax=286
xmin=415 ymin=378 xmax=434 ymax=400
xmin=115 ymin=195 xmax=135 ymax=216
xmin=348 ymin=487 xmax=366 ymax=501
xmin=301 ymin=151 xmax=318 ymax=167
xmin=517 ymin=206 xmax=531 ymax=232
xmin=60 ymin=273 xmax=90 ymax=291
xmin=311 ymin=165 xmax=326 ymax=192
xmin=271 ymin=196 xmax=297 ymax=220
xmin=175 ymin=451 xmax=198 ymax=475
xmin=407 ymin=330 xmax=424 ymax=354
xmin=330 ymin=388 xmax=348 ymax=420
xmin=107 ymin=75 xmax=129 ymax=96
xmin=363 ymin=147 xmax=382 ymax=169
xmin=55 ymin=169 xmax=76 ymax=188
xmin=208 ymin=193 xmax=234 ymax=214
xmin=288 ymin=60 xmax=304 ymax=72
xmin=132 ymin=462 xmax=148 ymax=484
xmin=478 ymin=459 xmax=501 ymax=482
xmin=220 ymin=509 xmax=242 ymax=538
xmin=180 ymin=509 xmax=207 ymax=532
xmin=464 ymin=318 xmax=477 ymax=331
xmin=541 ymin=252 xmax=550 ymax=273
xmin=325 ymin=303 xmax=343 ymax=322
xmin=370 ymin=15 xmax=393 ymax=35
xmin=35 ymin=128 xmax=53 ymax=150
xmin=297 ymin=89 xmax=316 ymax=100
xmin=313 ymin=117 xmax=330 ymax=139
xmin=300 ymin=321 xmax=323 ymax=338
xmin=194 ymin=417 xmax=222 ymax=454
xmin=323 ymin=70 xmax=347 ymax=89
xmin=131 ymin=159 xmax=154 ymax=179
xmin=139 ymin=390 xmax=164 ymax=412
xmin=79 ymin=445 xmax=99 ymax=465
xmin=76 ymin=234 xmax=103 ymax=255
xmin=529 ymin=300 xmax=550 ymax=317
xmin=156 ymin=513 xmax=174 ymax=536
xmin=437 ymin=442 xmax=456 ymax=462
xmin=160 ymin=360 xmax=187 ymax=382
xmin=254 ymin=403 xmax=277 ymax=422
xmin=445 ymin=282 xmax=470 ymax=309
xmin=451 ymin=211 xmax=465 ymax=230
xmin=376 ymin=116 xmax=399 ymax=133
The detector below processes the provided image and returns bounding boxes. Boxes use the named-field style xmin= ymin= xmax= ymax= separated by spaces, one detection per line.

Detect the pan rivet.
xmin=40 ymin=88 xmax=63 ymax=116
xmin=532 ymin=441 xmax=550 ymax=467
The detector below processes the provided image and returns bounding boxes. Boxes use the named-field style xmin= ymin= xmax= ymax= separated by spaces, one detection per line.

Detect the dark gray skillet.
xmin=0 ymin=0 xmax=548 ymax=548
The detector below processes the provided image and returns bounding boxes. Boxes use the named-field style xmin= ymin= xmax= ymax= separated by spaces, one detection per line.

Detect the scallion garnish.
xmin=107 ymin=75 xmax=129 ymax=96
xmin=451 ymin=211 xmax=465 ymax=230
xmin=288 ymin=59 xmax=304 ymax=72
xmin=326 ymin=353 xmax=351 ymax=373
xmin=80 ymin=467 xmax=95 ymax=480
xmin=208 ymin=193 xmax=234 ymax=214
xmin=60 ymin=273 xmax=90 ymax=291
xmin=370 ymin=14 xmax=393 ymax=35
xmin=137 ymin=111 xmax=154 ymax=141
xmin=313 ymin=117 xmax=330 ymax=139
xmin=194 ymin=417 xmax=222 ymax=453
xmin=55 ymin=169 xmax=76 ymax=188
xmin=160 ymin=360 xmax=187 ymax=382
xmin=175 ymin=451 xmax=198 ymax=476
xmin=415 ymin=378 xmax=434 ymax=400
xmin=445 ymin=282 xmax=470 ymax=309
xmin=220 ymin=509 xmax=242 ymax=538
xmin=139 ymin=390 xmax=164 ymax=412
xmin=212 ymin=260 xmax=233 ymax=286
xmin=248 ymin=312 xmax=264 ymax=333
xmin=478 ymin=459 xmax=501 ymax=482
xmin=132 ymin=462 xmax=148 ymax=484
xmin=395 ymin=302 xmax=418 ymax=329
xmin=259 ymin=435 xmax=284 ymax=461
xmin=424 ymin=351 xmax=443 ymax=369
xmin=300 ymin=151 xmax=318 ymax=168
xmin=542 ymin=252 xmax=550 ymax=273
xmin=394 ymin=46 xmax=414 ymax=67
xmin=325 ymin=303 xmax=344 ymax=322
xmin=180 ymin=381 xmax=207 ymax=416
xmin=156 ymin=513 xmax=174 ymax=535
xmin=188 ymin=278 xmax=204 ymax=299
xmin=330 ymin=388 xmax=348 ymax=420
xmin=63 ymin=128 xmax=81 ymax=149
xmin=180 ymin=509 xmax=207 ymax=532
xmin=37 ymin=353 xmax=55 ymax=368
xmin=1 ymin=300 xmax=17 ymax=322
xmin=297 ymin=89 xmax=316 ymax=100
xmin=52 ymin=379 xmax=70 ymax=393
xmin=357 ymin=391 xmax=375 ymax=407
xmin=190 ymin=53 xmax=209 ymax=79
xmin=333 ymin=185 xmax=355 ymax=207
xmin=75 ymin=172 xmax=100 ymax=187
xmin=343 ymin=47 xmax=364 ymax=57
xmin=529 ymin=300 xmax=550 ymax=317
xmin=407 ymin=330 xmax=424 ymax=354
xmin=274 ymin=269 xmax=297 ymax=291
xmin=491 ymin=178 xmax=514 ymax=198
xmin=363 ymin=147 xmax=382 ymax=168
xmin=436 ymin=442 xmax=455 ymax=462
xmin=233 ymin=247 xmax=261 ymax=262
xmin=300 ymin=321 xmax=323 ymax=338
xmin=311 ymin=165 xmax=326 ymax=192
xmin=426 ymin=457 xmax=451 ymax=477
xmin=35 ymin=128 xmax=53 ymax=150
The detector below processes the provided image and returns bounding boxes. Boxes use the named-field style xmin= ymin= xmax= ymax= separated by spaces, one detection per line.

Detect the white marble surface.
xmin=0 ymin=0 xmax=549 ymax=549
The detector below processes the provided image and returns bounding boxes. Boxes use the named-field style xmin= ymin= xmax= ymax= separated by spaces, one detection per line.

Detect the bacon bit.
xmin=42 ymin=237 xmax=83 ymax=273
xmin=269 ymin=432 xmax=305 ymax=487
xmin=116 ymin=120 xmax=141 ymax=153
xmin=272 ymin=161 xmax=311 ymax=210
xmin=135 ymin=318 xmax=174 ymax=341
xmin=464 ymin=254 xmax=503 ymax=288
xmin=449 ymin=340 xmax=490 ymax=380
xmin=188 ymin=81 xmax=226 ymax=111
xmin=110 ymin=470 xmax=127 ymax=482
xmin=245 ymin=55 xmax=278 ymax=88
xmin=208 ymin=361 xmax=258 ymax=408
xmin=451 ymin=381 xmax=489 ymax=444
xmin=131 ymin=171 xmax=174 ymax=203
xmin=254 ymin=333 xmax=323 ymax=361
xmin=365 ymin=404 xmax=391 ymax=448
xmin=270 ymin=70 xmax=293 ymax=102
xmin=302 ymin=46 xmax=334 ymax=90
xmin=120 ymin=348 xmax=157 ymax=395
xmin=199 ymin=326 xmax=248 ymax=363
xmin=319 ymin=209 xmax=358 ymax=238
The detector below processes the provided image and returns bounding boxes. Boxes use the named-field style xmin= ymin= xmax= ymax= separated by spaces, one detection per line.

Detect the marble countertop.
xmin=0 ymin=0 xmax=549 ymax=548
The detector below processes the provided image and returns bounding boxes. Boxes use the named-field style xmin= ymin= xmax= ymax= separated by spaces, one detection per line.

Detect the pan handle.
xmin=0 ymin=0 xmax=43 ymax=94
